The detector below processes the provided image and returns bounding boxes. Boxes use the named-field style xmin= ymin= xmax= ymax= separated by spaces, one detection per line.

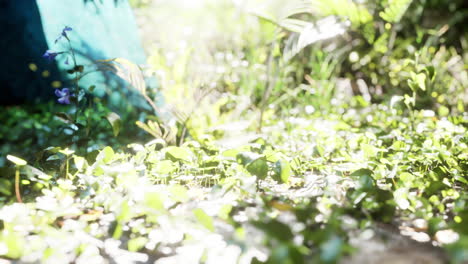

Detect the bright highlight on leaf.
xmin=6 ymin=155 xmax=27 ymax=166
xmin=193 ymin=208 xmax=215 ymax=232
xmin=106 ymin=112 xmax=122 ymax=137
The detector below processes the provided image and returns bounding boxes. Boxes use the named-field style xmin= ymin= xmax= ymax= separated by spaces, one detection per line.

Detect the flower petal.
xmin=55 ymin=89 xmax=63 ymax=97
xmin=42 ymin=50 xmax=58 ymax=61
xmin=61 ymin=26 xmax=73 ymax=39
xmin=61 ymin=88 xmax=70 ymax=95
xmin=42 ymin=50 xmax=50 ymax=58
xmin=58 ymin=96 xmax=70 ymax=104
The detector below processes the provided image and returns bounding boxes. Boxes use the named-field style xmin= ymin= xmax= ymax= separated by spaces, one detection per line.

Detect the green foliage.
xmin=1 ymin=103 xmax=467 ymax=262
xmin=379 ymin=0 xmax=413 ymax=23
xmin=254 ymin=0 xmax=468 ymax=113
xmin=0 ymin=0 xmax=467 ymax=262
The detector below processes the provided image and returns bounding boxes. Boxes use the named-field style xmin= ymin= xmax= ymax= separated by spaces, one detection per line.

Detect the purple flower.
xmin=55 ymin=88 xmax=73 ymax=104
xmin=42 ymin=50 xmax=59 ymax=62
xmin=55 ymin=26 xmax=73 ymax=43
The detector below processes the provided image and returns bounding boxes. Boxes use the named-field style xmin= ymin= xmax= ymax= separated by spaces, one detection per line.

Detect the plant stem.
xmin=15 ymin=168 xmax=22 ymax=203
xmin=142 ymin=93 xmax=161 ymax=115
xmin=258 ymin=42 xmax=276 ymax=133
xmin=66 ymin=158 xmax=70 ymax=180
xmin=66 ymin=37 xmax=81 ymax=124
xmin=179 ymin=126 xmax=187 ymax=146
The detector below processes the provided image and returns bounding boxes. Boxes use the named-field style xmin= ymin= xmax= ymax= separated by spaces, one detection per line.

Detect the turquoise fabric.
xmin=37 ymin=0 xmax=150 ymax=101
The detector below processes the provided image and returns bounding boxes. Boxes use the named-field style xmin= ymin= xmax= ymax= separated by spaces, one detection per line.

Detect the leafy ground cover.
xmin=1 ymin=0 xmax=467 ymax=263
xmin=1 ymin=104 xmax=467 ymax=263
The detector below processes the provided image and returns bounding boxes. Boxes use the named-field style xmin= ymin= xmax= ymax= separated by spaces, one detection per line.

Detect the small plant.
xmin=6 ymin=155 xmax=27 ymax=203
xmin=42 ymin=26 xmax=122 ymax=146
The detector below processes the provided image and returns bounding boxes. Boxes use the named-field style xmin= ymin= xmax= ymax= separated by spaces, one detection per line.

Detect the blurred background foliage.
xmin=1 ymin=0 xmax=467 ymax=167
xmin=135 ymin=0 xmax=467 ymax=121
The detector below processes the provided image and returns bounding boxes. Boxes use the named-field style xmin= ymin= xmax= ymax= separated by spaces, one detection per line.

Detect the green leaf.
xmin=424 ymin=66 xmax=436 ymax=81
xmin=246 ymin=157 xmax=269 ymax=179
xmin=394 ymin=188 xmax=410 ymax=210
xmin=24 ymin=165 xmax=52 ymax=182
xmin=97 ymin=146 xmax=115 ymax=164
xmin=361 ymin=143 xmax=377 ymax=158
xmin=218 ymin=204 xmax=233 ymax=220
xmin=404 ymin=93 xmax=415 ymax=107
xmin=390 ymin=95 xmax=404 ymax=110
xmin=117 ymin=202 xmax=131 ymax=221
xmin=315 ymin=145 xmax=325 ymax=157
xmin=127 ymin=237 xmax=148 ymax=252
xmin=74 ymin=156 xmax=87 ymax=171
xmin=165 ymin=146 xmax=192 ymax=163
xmin=169 ymin=184 xmax=189 ymax=203
xmin=193 ymin=208 xmax=215 ymax=232
xmin=350 ymin=168 xmax=375 ymax=190
xmin=399 ymin=172 xmax=414 ymax=186
xmin=236 ymin=151 xmax=261 ymax=165
xmin=46 ymin=154 xmax=61 ymax=161
xmin=1 ymin=230 xmax=25 ymax=259
xmin=408 ymin=72 xmax=426 ymax=91
xmin=252 ymin=219 xmax=294 ymax=241
xmin=106 ymin=112 xmax=121 ymax=137
xmin=6 ymin=155 xmax=27 ymax=166
xmin=379 ymin=0 xmax=412 ymax=23
xmin=59 ymin=148 xmax=75 ymax=156
xmin=145 ymin=192 xmax=164 ymax=211
xmin=54 ymin=112 xmax=74 ymax=124
xmin=154 ymin=160 xmax=177 ymax=174
xmin=272 ymin=159 xmax=291 ymax=183
xmin=223 ymin=146 xmax=251 ymax=159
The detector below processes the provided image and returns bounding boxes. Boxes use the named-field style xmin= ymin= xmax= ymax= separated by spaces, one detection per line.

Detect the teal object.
xmin=37 ymin=0 xmax=151 ymax=103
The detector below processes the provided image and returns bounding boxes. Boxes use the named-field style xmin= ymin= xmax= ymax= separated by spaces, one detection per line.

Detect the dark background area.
xmin=0 ymin=0 xmax=60 ymax=105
